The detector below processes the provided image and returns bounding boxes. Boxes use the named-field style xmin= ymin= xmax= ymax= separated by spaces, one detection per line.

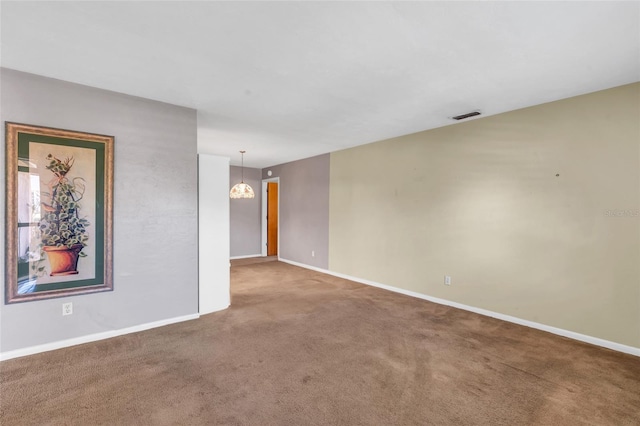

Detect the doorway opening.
xmin=261 ymin=177 xmax=279 ymax=257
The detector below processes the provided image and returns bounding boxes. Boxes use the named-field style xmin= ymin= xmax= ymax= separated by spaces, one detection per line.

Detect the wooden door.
xmin=267 ymin=182 xmax=278 ymax=256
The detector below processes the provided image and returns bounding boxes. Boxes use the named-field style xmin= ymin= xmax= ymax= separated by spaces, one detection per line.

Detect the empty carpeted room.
xmin=1 ymin=2 xmax=639 ymax=425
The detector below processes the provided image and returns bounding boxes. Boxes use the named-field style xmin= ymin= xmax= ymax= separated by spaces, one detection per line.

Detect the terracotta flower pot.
xmin=43 ymin=244 xmax=84 ymax=276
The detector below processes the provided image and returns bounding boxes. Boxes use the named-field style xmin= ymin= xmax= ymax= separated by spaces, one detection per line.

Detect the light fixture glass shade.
xmin=230 ymin=182 xmax=255 ymax=199
xmin=230 ymin=150 xmax=255 ymax=199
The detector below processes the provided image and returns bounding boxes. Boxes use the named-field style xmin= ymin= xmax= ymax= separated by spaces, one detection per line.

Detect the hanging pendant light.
xmin=230 ymin=150 xmax=255 ymax=199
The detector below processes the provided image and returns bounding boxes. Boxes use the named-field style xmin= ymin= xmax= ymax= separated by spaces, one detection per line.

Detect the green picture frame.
xmin=5 ymin=122 xmax=114 ymax=303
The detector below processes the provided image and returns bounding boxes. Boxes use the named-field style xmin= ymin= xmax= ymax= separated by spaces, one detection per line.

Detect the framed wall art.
xmin=5 ymin=122 xmax=114 ymax=303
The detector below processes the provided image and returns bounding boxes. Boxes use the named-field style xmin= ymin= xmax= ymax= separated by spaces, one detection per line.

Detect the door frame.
xmin=261 ymin=177 xmax=280 ymax=257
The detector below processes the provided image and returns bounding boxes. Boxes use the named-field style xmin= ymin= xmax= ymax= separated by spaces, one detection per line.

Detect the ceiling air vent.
xmin=451 ymin=111 xmax=481 ymax=121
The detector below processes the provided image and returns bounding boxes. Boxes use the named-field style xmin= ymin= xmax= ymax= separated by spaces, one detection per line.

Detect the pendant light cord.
xmin=240 ymin=150 xmax=245 ymax=183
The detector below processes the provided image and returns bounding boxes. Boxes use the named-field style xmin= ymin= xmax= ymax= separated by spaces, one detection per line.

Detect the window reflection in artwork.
xmin=17 ymin=161 xmax=42 ymax=294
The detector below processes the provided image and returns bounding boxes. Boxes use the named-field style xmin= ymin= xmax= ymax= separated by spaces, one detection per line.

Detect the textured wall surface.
xmin=263 ymin=154 xmax=330 ymax=269
xmin=0 ymin=69 xmax=198 ymax=353
xmin=329 ymin=83 xmax=640 ymax=348
xmin=230 ymin=166 xmax=262 ymax=257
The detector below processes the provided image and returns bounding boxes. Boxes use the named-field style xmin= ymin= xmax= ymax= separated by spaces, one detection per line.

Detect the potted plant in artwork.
xmin=38 ymin=154 xmax=90 ymax=276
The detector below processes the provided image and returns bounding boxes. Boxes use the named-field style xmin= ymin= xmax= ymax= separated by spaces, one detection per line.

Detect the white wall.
xmin=199 ymin=155 xmax=231 ymax=314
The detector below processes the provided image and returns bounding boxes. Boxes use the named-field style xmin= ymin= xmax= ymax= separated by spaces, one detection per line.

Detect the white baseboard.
xmin=200 ymin=303 xmax=230 ymax=316
xmin=0 ymin=313 xmax=200 ymax=362
xmin=230 ymin=254 xmax=263 ymax=260
xmin=279 ymin=258 xmax=640 ymax=357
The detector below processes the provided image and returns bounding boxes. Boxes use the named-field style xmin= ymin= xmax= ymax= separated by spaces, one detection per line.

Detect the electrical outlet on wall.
xmin=62 ymin=302 xmax=73 ymax=316
xmin=311 ymin=250 xmax=315 ymax=257
xmin=444 ymin=275 xmax=451 ymax=286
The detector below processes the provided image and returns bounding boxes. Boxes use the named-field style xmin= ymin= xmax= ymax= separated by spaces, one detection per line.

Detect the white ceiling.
xmin=1 ymin=1 xmax=639 ymax=168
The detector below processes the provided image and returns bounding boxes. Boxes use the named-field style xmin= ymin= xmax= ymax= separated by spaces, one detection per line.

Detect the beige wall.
xmin=329 ymin=83 xmax=639 ymax=348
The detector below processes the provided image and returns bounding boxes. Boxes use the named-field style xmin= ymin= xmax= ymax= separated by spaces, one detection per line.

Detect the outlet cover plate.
xmin=62 ymin=302 xmax=73 ymax=316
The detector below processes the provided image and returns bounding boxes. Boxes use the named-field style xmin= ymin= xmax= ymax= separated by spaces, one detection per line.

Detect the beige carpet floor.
xmin=1 ymin=260 xmax=639 ymax=425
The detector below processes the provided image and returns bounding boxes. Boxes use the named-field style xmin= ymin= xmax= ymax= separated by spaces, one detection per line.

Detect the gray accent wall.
xmin=0 ymin=69 xmax=199 ymax=353
xmin=230 ymin=166 xmax=262 ymax=257
xmin=262 ymin=154 xmax=330 ymax=269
